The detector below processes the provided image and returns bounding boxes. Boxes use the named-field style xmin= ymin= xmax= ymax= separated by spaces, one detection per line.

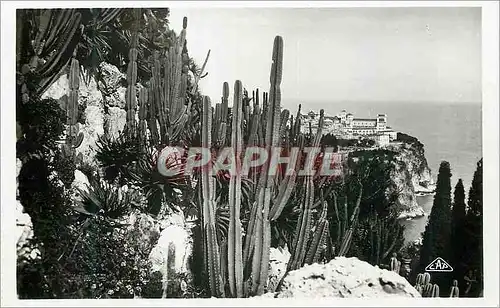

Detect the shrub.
xmin=16 ymin=98 xmax=65 ymax=159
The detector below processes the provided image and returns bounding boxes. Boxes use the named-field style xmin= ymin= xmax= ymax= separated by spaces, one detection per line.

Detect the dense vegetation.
xmin=396 ymin=132 xmax=424 ymax=149
xmin=15 ymin=8 xmax=482 ymax=299
xmin=413 ymin=159 xmax=483 ymax=297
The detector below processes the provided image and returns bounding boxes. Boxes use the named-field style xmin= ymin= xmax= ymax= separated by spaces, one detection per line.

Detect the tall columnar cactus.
xmin=151 ymin=50 xmax=169 ymax=143
xmin=431 ymin=284 xmax=440 ymax=297
xmin=423 ymin=283 xmax=434 ymax=297
xmin=336 ymin=181 xmax=363 ymax=257
xmin=367 ymin=215 xmax=404 ymax=265
xmin=64 ymin=57 xmax=83 ymax=155
xmin=288 ymin=175 xmax=314 ymax=271
xmin=147 ymin=87 xmax=160 ymax=146
xmin=287 ymin=110 xmax=325 ymax=271
xmin=211 ymin=82 xmax=229 ymax=148
xmin=227 ymin=80 xmax=244 ymax=298
xmin=245 ymin=36 xmax=284 ymax=296
xmin=200 ymin=96 xmax=225 ymax=297
xmin=304 ymin=200 xmax=330 ymax=265
xmin=219 ymin=82 xmax=229 ymax=146
xmin=124 ymin=8 xmax=140 ymax=136
xmin=420 ymin=272 xmax=433 ymax=297
xmin=449 ymin=279 xmax=459 ymax=297
xmin=137 ymin=88 xmax=149 ymax=144
xmin=169 ymin=17 xmax=188 ymax=123
xmin=18 ymin=9 xmax=84 ymax=100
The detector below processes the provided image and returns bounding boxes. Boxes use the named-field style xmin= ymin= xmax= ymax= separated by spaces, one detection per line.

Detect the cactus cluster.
xmin=414 ymin=272 xmax=444 ymax=297
xmin=196 ymin=35 xmax=347 ymax=297
xmin=124 ymin=14 xmax=210 ymax=148
xmin=197 ymin=36 xmax=296 ymax=297
xmin=17 ymin=9 xmax=84 ymax=101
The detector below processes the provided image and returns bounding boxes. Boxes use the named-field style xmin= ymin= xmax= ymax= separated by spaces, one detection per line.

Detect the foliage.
xmin=74 ymin=177 xmax=144 ymax=219
xmin=450 ymin=179 xmax=467 ymax=281
xmin=95 ymin=132 xmax=145 ymax=184
xmin=396 ymin=132 xmax=424 ymax=149
xmin=75 ymin=8 xmax=175 ymax=88
xmin=17 ymin=157 xmax=76 ymax=298
xmin=53 ymin=214 xmax=163 ymax=299
xmin=418 ymin=161 xmax=453 ymax=290
xmin=460 ymin=158 xmax=483 ymax=297
xmin=53 ymin=150 xmax=77 ymax=188
xmin=329 ymin=149 xmax=405 ymax=264
xmin=125 ymin=148 xmax=189 ymax=216
xmin=16 ymin=98 xmax=66 ymax=160
xmin=321 ymin=134 xmax=376 ymax=149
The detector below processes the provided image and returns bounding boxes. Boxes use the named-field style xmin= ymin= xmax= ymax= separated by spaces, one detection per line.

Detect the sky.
xmin=169 ymin=7 xmax=482 ymax=109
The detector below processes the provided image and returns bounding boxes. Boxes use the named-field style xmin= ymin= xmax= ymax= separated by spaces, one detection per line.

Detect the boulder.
xmin=108 ymin=86 xmax=127 ymax=109
xmin=76 ymin=105 xmax=105 ymax=166
xmin=99 ymin=62 xmax=126 ymax=93
xmin=267 ymin=246 xmax=291 ymax=293
xmin=72 ymin=170 xmax=90 ymax=193
xmin=273 ymin=257 xmax=421 ymax=298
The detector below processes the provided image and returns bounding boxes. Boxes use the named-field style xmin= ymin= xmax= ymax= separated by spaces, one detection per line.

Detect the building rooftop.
xmin=354 ymin=118 xmax=377 ymax=122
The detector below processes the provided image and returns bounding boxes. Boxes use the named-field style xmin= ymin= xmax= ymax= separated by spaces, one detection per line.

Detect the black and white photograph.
xmin=1 ymin=1 xmax=498 ymax=306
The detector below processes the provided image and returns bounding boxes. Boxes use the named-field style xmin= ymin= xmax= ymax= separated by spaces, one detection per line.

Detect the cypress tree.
xmin=467 ymin=159 xmax=483 ymax=216
xmin=450 ymin=179 xmax=467 ymax=281
xmin=462 ymin=158 xmax=483 ymax=297
xmin=418 ymin=161 xmax=453 ymax=291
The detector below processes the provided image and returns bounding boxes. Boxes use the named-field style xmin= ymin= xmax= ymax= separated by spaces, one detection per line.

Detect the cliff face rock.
xmin=270 ymin=257 xmax=420 ymax=298
xmin=391 ymin=142 xmax=434 ymax=193
xmin=41 ymin=63 xmax=131 ymax=165
xmin=387 ymin=142 xmax=434 ymax=219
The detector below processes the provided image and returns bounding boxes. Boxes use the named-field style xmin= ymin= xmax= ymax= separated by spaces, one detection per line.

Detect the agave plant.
xmin=126 ymin=147 xmax=189 ymax=216
xmin=94 ymin=131 xmax=146 ymax=184
xmin=74 ymin=176 xmax=144 ymax=220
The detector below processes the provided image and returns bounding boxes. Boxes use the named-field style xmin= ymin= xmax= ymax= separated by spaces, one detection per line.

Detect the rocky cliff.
xmin=387 ymin=141 xmax=435 ymax=219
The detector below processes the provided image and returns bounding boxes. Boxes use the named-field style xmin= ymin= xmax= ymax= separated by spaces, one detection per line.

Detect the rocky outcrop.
xmin=16 ymin=159 xmax=37 ymax=261
xmin=41 ymin=62 xmax=132 ymax=166
xmin=387 ymin=142 xmax=434 ymax=219
xmin=391 ymin=142 xmax=434 ymax=193
xmin=267 ymin=257 xmax=420 ymax=298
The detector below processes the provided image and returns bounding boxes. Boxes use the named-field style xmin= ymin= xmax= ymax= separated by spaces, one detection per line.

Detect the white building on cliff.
xmin=300 ymin=109 xmax=397 ymax=146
